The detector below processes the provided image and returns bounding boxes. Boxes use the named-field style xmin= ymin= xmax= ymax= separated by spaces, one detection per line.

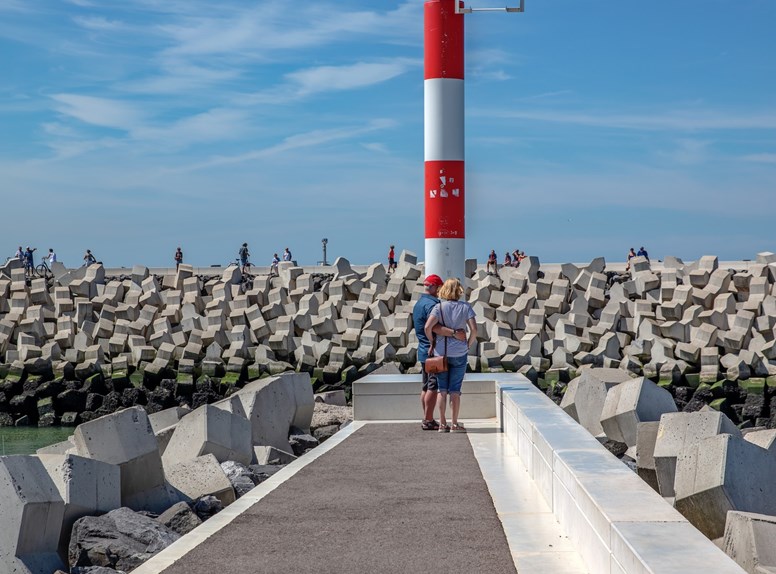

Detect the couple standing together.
xmin=414 ymin=275 xmax=478 ymax=433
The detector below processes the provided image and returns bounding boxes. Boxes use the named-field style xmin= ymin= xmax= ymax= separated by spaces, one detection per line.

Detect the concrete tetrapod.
xmin=674 ymin=434 xmax=776 ymax=539
xmin=235 ymin=372 xmax=314 ymax=453
xmin=599 ymin=377 xmax=678 ymax=446
xmin=560 ymin=367 xmax=635 ymax=436
xmin=72 ymin=406 xmax=170 ymax=513
xmin=38 ymin=454 xmax=121 ymax=561
xmin=162 ymin=404 xmax=252 ymax=468
xmin=0 ymin=455 xmax=66 ymax=574
xmin=653 ymin=410 xmax=741 ymax=498
xmin=722 ymin=511 xmax=776 ymax=574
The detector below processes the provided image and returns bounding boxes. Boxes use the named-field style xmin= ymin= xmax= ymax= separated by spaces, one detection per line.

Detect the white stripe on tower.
xmin=424 ymin=0 xmax=465 ymax=281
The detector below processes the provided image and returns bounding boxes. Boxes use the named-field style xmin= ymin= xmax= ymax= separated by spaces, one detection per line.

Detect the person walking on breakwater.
xmin=414 ymin=274 xmax=466 ymax=431
xmin=626 ymin=247 xmax=637 ymax=271
xmin=486 ymin=249 xmax=498 ymax=274
xmin=174 ymin=247 xmax=183 ymax=270
xmin=638 ymin=246 xmax=650 ymax=262
xmin=424 ymin=278 xmax=477 ymax=433
xmin=24 ymin=246 xmax=36 ymax=278
xmin=83 ymin=249 xmax=97 ymax=266
xmin=270 ymin=252 xmax=280 ymax=277
xmin=387 ymin=245 xmax=397 ymax=274
xmin=282 ymin=247 xmax=292 ymax=262
xmin=238 ymin=243 xmax=250 ymax=274
xmin=47 ymin=248 xmax=57 ymax=264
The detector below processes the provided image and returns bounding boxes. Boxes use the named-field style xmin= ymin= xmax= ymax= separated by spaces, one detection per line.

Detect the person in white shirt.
xmin=47 ymin=249 xmax=57 ymax=263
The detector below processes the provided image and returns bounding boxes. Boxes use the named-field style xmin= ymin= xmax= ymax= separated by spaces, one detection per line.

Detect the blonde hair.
xmin=438 ymin=278 xmax=463 ymax=301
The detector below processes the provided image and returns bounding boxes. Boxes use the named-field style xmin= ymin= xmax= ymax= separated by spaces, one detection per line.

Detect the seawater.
xmin=0 ymin=427 xmax=74 ymax=456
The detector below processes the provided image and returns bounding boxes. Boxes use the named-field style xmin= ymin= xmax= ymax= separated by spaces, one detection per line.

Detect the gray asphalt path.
xmin=162 ymin=424 xmax=517 ymax=574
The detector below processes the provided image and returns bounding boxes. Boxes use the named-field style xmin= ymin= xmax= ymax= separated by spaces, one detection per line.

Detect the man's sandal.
xmin=421 ymin=420 xmax=439 ymax=431
xmin=451 ymin=423 xmax=467 ymax=433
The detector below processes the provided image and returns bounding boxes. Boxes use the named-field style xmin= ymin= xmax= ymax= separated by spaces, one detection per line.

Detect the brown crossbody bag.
xmin=425 ymin=303 xmax=448 ymax=374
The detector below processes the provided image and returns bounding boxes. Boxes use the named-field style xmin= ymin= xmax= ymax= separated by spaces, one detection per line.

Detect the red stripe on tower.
xmin=424 ymin=0 xmax=465 ymax=280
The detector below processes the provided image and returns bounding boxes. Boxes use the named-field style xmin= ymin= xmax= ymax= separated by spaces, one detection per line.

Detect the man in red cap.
xmin=414 ymin=273 xmax=466 ymax=430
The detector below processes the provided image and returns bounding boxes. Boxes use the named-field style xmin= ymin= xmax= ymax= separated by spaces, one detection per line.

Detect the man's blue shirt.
xmin=414 ymin=293 xmax=439 ymax=364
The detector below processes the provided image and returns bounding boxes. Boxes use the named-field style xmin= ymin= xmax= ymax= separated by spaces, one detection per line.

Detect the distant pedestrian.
xmin=637 ymin=246 xmax=650 ymax=262
xmin=511 ymin=249 xmax=520 ymax=267
xmin=15 ymin=246 xmax=23 ymax=262
xmin=626 ymin=247 xmax=637 ymax=271
xmin=503 ymin=251 xmax=512 ymax=267
xmin=24 ymin=247 xmax=36 ymax=277
xmin=282 ymin=247 xmax=292 ymax=262
xmin=47 ymin=249 xmax=57 ymax=264
xmin=486 ymin=249 xmax=498 ymax=274
xmin=424 ymin=278 xmax=477 ymax=433
xmin=83 ymin=249 xmax=97 ymax=266
xmin=270 ymin=253 xmax=280 ymax=276
xmin=387 ymin=245 xmax=397 ymax=273
xmin=238 ymin=243 xmax=250 ymax=274
xmin=174 ymin=247 xmax=183 ymax=270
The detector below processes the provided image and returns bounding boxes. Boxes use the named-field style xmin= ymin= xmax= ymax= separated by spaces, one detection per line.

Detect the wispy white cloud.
xmin=51 ymin=94 xmax=148 ymax=130
xmin=657 ymin=138 xmax=713 ymax=165
xmin=72 ymin=15 xmax=128 ymax=31
xmin=361 ymin=142 xmax=389 ymax=153
xmin=740 ymin=153 xmax=776 ymax=164
xmin=179 ymin=118 xmax=397 ymax=171
xmin=476 ymin=108 xmax=776 ymax=131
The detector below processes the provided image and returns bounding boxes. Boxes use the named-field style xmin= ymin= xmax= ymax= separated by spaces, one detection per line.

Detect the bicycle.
xmin=227 ymin=258 xmax=254 ymax=280
xmin=35 ymin=260 xmax=53 ymax=280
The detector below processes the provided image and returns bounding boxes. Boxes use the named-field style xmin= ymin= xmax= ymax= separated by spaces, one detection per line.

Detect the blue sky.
xmin=1 ymin=0 xmax=774 ymax=268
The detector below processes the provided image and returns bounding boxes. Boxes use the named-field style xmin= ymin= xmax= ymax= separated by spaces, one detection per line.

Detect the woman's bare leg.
xmin=451 ymin=393 xmax=461 ymax=425
xmin=438 ymin=392 xmax=448 ymax=427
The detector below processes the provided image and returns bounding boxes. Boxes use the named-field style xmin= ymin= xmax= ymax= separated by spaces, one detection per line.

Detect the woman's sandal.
xmin=451 ymin=423 xmax=467 ymax=433
xmin=438 ymin=424 xmax=450 ymax=433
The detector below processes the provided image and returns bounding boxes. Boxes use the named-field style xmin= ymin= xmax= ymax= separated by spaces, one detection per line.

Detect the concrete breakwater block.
xmin=164 ymin=454 xmax=236 ymax=507
xmin=722 ymin=511 xmax=776 ymax=573
xmin=0 ymin=455 xmax=66 ymax=574
xmin=675 ymin=433 xmax=776 ymax=539
xmin=653 ymin=410 xmax=740 ymax=498
xmin=235 ymin=373 xmax=313 ymax=453
xmin=162 ymin=404 xmax=252 ymax=467
xmin=560 ymin=368 xmax=635 ymax=436
xmin=72 ymin=406 xmax=169 ymax=512
xmin=600 ymin=377 xmax=677 ymax=446
xmin=148 ymin=406 xmax=191 ymax=433
xmin=38 ymin=454 xmax=121 ymax=560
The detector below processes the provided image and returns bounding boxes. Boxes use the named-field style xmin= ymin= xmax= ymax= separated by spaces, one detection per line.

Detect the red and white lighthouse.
xmin=424 ymin=0 xmax=466 ymax=282
xmin=424 ymin=0 xmax=523 ymax=280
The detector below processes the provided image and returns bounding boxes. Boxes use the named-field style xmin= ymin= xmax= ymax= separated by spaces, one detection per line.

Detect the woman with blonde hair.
xmin=424 ymin=278 xmax=477 ymax=432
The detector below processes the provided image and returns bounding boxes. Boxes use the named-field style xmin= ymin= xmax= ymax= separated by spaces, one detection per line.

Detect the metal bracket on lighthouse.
xmin=455 ymin=0 xmax=524 ymax=14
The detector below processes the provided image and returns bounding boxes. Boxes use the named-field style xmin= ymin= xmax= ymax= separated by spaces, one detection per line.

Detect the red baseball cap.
xmin=423 ymin=274 xmax=444 ymax=286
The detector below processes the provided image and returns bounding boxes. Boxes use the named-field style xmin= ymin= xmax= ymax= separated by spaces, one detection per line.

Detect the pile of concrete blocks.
xmin=0 ymin=370 xmax=315 ymax=572
xmin=2 ymin=252 xmax=776 ymax=432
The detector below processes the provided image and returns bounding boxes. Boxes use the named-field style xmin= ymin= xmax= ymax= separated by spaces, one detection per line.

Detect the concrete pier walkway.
xmin=157 ymin=423 xmax=518 ymax=574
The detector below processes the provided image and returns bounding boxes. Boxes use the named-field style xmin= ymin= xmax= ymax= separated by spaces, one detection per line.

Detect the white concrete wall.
xmin=497 ymin=381 xmax=746 ymax=574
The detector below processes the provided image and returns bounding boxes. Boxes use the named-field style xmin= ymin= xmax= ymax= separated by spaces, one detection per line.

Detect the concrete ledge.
xmin=497 ymin=381 xmax=746 ymax=574
xmin=353 ymin=373 xmax=514 ymax=421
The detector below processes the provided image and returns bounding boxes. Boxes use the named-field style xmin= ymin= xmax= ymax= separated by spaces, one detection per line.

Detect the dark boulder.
xmin=157 ymin=501 xmax=202 ymax=536
xmin=220 ymin=461 xmax=259 ymax=498
xmin=313 ymin=424 xmax=339 ymax=443
xmin=288 ymin=431 xmax=319 ymax=456
xmin=56 ymin=389 xmax=87 ymax=413
xmin=192 ymin=495 xmax=222 ymax=520
xmin=69 ymin=507 xmax=180 ymax=572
